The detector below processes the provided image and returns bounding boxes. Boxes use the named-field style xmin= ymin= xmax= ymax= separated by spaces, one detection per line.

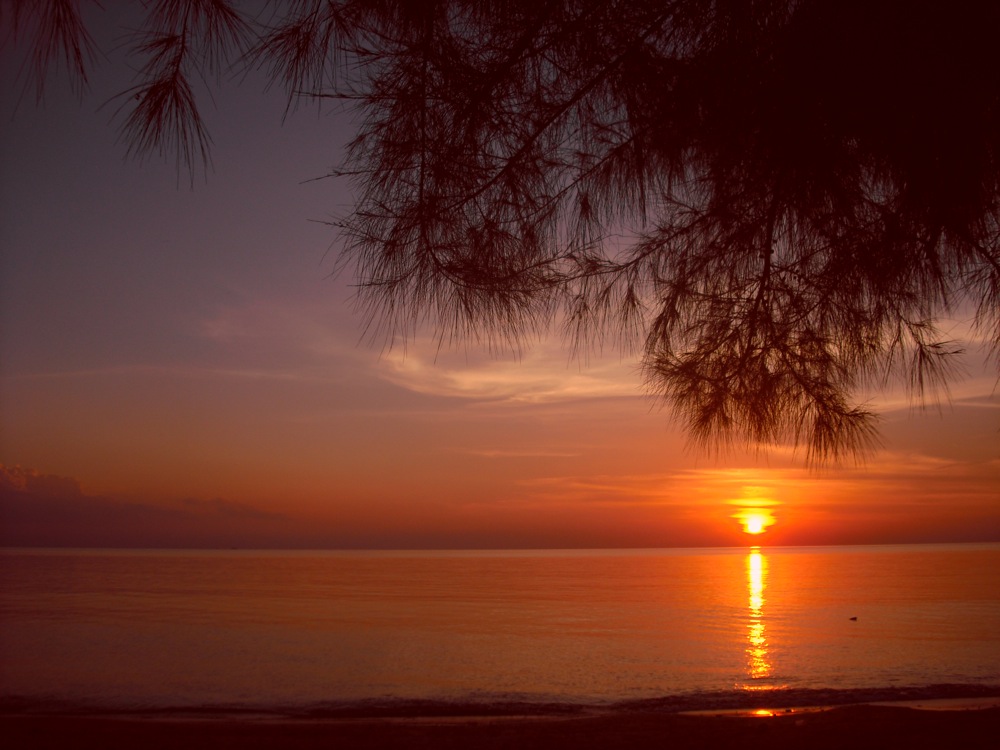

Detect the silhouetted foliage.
xmin=8 ymin=0 xmax=1000 ymax=462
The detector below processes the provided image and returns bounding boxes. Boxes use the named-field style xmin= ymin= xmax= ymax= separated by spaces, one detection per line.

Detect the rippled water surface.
xmin=1 ymin=544 xmax=998 ymax=708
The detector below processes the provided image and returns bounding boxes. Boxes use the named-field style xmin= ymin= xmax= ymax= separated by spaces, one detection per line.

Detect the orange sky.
xmin=0 ymin=8 xmax=997 ymax=549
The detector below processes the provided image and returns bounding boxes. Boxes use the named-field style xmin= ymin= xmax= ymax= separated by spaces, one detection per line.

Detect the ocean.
xmin=1 ymin=544 xmax=998 ymax=713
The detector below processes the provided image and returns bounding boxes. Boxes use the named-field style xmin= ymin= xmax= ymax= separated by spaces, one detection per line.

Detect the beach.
xmin=4 ymin=703 xmax=1000 ymax=750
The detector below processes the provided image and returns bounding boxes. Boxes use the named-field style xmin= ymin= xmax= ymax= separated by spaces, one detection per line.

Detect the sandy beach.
xmin=5 ymin=704 xmax=999 ymax=750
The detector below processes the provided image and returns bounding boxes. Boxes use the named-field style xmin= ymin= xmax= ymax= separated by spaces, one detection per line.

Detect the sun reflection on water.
xmin=744 ymin=548 xmax=773 ymax=687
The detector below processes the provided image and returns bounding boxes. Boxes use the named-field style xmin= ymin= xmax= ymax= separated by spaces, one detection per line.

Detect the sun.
xmin=744 ymin=515 xmax=766 ymax=534
xmin=734 ymin=508 xmax=775 ymax=536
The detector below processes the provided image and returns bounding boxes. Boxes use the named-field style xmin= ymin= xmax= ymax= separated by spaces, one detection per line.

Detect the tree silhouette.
xmin=9 ymin=0 xmax=999 ymax=462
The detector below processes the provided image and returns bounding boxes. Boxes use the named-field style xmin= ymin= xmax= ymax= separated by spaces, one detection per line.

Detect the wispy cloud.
xmin=375 ymin=340 xmax=642 ymax=404
xmin=510 ymin=452 xmax=999 ymax=514
xmin=460 ymin=448 xmax=581 ymax=459
xmin=513 ymin=471 xmax=715 ymax=507
xmin=3 ymin=362 xmax=345 ymax=385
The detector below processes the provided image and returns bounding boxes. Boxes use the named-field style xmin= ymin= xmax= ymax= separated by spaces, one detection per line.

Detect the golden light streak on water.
xmin=745 ymin=548 xmax=772 ymax=684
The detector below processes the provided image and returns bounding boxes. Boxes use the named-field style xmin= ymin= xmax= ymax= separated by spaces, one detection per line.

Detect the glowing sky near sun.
xmin=0 ymin=6 xmax=997 ymax=549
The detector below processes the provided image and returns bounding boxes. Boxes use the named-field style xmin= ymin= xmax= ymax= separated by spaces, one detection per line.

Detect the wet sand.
xmin=4 ymin=704 xmax=999 ymax=750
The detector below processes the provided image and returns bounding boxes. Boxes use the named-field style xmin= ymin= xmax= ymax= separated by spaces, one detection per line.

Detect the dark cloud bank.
xmin=0 ymin=465 xmax=290 ymax=548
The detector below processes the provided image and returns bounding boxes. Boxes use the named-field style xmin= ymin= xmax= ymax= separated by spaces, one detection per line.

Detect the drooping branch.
xmin=7 ymin=0 xmax=98 ymax=100
xmin=12 ymin=0 xmax=1000 ymax=462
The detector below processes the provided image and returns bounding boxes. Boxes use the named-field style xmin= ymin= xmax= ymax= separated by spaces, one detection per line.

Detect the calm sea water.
xmin=1 ymin=544 xmax=998 ymax=711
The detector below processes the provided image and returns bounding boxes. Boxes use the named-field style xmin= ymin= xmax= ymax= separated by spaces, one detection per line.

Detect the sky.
xmin=0 ymin=5 xmax=997 ymax=549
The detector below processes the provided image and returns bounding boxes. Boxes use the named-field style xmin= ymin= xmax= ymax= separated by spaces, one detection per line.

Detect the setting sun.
xmin=745 ymin=515 xmax=766 ymax=534
xmin=734 ymin=508 xmax=776 ymax=536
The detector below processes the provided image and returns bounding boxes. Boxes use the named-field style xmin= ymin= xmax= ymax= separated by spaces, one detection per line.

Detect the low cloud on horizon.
xmin=0 ymin=465 xmax=296 ymax=549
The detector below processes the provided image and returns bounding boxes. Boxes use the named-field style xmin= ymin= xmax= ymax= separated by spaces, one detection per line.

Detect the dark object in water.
xmin=849 ymin=617 xmax=858 ymax=621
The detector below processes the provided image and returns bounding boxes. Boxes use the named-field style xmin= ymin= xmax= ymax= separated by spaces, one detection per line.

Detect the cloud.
xmin=374 ymin=339 xmax=642 ymax=404
xmin=200 ymin=297 xmax=355 ymax=354
xmin=0 ymin=465 xmax=291 ymax=548
xmin=502 ymin=455 xmax=1000 ymax=544
xmin=460 ymin=448 xmax=581 ymax=459
xmin=513 ymin=471 xmax=722 ymax=507
xmin=4 ymin=291 xmax=373 ymax=386
xmin=172 ymin=495 xmax=285 ymax=521
xmin=4 ymin=363 xmax=345 ymax=385
xmin=0 ymin=464 xmax=83 ymax=498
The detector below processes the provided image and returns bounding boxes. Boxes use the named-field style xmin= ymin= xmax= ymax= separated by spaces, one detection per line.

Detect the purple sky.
xmin=1 ymin=4 xmax=997 ymax=549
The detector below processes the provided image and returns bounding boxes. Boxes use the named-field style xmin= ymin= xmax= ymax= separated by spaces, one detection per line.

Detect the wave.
xmin=4 ymin=683 xmax=1000 ymax=719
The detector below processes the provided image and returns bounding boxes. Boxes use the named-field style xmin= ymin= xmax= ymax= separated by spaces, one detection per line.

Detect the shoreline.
xmin=6 ymin=685 xmax=999 ymax=749
xmin=4 ymin=682 xmax=1000 ymax=719
xmin=680 ymin=695 xmax=1000 ymax=716
xmin=4 ymin=703 xmax=999 ymax=750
